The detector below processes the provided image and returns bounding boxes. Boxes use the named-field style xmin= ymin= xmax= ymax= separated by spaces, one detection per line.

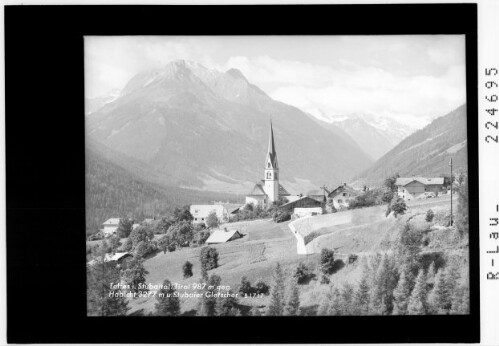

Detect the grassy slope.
xmin=124 ymin=194 xmax=467 ymax=315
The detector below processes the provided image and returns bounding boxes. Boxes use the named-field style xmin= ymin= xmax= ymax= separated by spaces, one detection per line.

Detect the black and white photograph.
xmin=85 ymin=35 xmax=470 ymax=317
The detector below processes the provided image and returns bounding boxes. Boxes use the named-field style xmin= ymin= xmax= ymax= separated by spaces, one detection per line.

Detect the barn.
xmin=205 ymin=230 xmax=243 ymax=244
xmin=280 ymin=196 xmax=323 ymax=212
xmin=395 ymin=177 xmax=445 ymax=200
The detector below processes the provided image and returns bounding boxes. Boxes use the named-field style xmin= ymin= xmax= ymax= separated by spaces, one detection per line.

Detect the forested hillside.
xmin=85 ymin=147 xmax=241 ymax=234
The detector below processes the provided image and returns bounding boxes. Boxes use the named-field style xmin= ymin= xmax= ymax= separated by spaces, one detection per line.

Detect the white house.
xmin=102 ymin=218 xmax=121 ymax=236
xmin=190 ymin=205 xmax=228 ymax=225
xmin=395 ymin=177 xmax=445 ymax=201
xmin=205 ymin=229 xmax=243 ymax=244
xmin=327 ymin=184 xmax=361 ymax=210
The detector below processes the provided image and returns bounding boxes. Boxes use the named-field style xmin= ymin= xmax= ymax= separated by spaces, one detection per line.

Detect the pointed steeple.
xmin=266 ymin=120 xmax=278 ymax=169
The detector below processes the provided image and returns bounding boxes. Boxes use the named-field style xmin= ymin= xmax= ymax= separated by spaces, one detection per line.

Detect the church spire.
xmin=266 ymin=120 xmax=278 ymax=169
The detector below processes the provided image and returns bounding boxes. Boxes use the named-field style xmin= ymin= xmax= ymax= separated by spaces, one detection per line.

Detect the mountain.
xmin=85 ymin=140 xmax=241 ymax=233
xmin=85 ymin=89 xmax=121 ymax=115
xmin=86 ymin=60 xmax=374 ymax=194
xmin=334 ymin=118 xmax=394 ymax=160
xmin=355 ymin=104 xmax=468 ymax=185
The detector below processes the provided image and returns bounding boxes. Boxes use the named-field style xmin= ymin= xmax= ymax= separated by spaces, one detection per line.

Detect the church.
xmin=245 ymin=122 xmax=290 ymax=208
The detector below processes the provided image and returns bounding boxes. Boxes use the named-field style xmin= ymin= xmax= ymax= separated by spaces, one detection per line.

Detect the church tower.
xmin=264 ymin=121 xmax=279 ymax=204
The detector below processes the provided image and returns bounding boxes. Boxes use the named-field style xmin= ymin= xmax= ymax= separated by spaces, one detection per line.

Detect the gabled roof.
xmin=278 ymin=183 xmax=290 ymax=196
xmin=87 ymin=252 xmax=132 ymax=266
xmin=103 ymin=218 xmax=121 ymax=226
xmin=205 ymin=230 xmax=242 ymax=244
xmin=327 ymin=184 xmax=360 ymax=198
xmin=280 ymin=196 xmax=323 ymax=208
xmin=190 ymin=205 xmax=227 ymax=217
xmin=395 ymin=177 xmax=445 ymax=186
xmin=247 ymin=182 xmax=267 ymax=196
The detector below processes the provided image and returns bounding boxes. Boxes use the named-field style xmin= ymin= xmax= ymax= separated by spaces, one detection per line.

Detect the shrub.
xmin=200 ymin=246 xmax=219 ymax=272
xmin=135 ymin=241 xmax=156 ymax=259
xmin=293 ymin=262 xmax=312 ymax=284
xmin=238 ymin=276 xmax=254 ymax=296
xmin=205 ymin=211 xmax=220 ymax=229
xmin=116 ymin=218 xmax=134 ymax=238
xmin=183 ymin=261 xmax=193 ymax=278
xmin=120 ymin=237 xmax=133 ymax=252
xmin=129 ymin=226 xmax=154 ymax=247
xmin=273 ymin=210 xmax=292 ymax=223
xmin=426 ymin=209 xmax=435 ymax=222
xmin=320 ymin=248 xmax=336 ymax=275
xmin=254 ymin=279 xmax=270 ymax=295
xmin=386 ymin=196 xmax=407 ymax=218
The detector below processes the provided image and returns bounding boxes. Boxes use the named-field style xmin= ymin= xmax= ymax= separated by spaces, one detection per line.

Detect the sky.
xmin=85 ymin=35 xmax=466 ymax=128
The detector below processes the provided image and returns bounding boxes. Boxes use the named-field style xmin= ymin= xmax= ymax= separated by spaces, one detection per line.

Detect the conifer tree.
xmin=155 ymin=279 xmax=181 ymax=316
xmin=121 ymin=258 xmax=149 ymax=294
xmin=266 ymin=263 xmax=286 ymax=316
xmin=197 ymin=274 xmax=221 ymax=316
xmin=428 ymin=269 xmax=452 ymax=314
xmin=450 ymin=283 xmax=470 ymax=314
xmin=426 ymin=262 xmax=437 ymax=287
xmin=353 ymin=275 xmax=370 ymax=315
xmin=340 ymin=283 xmax=355 ymax=315
xmin=284 ymin=279 xmax=301 ymax=316
xmin=215 ymin=290 xmax=240 ymax=316
xmin=327 ymin=288 xmax=343 ymax=316
xmin=392 ymin=269 xmax=411 ymax=315
xmin=407 ymin=269 xmax=428 ymax=315
xmin=87 ymin=248 xmax=130 ymax=316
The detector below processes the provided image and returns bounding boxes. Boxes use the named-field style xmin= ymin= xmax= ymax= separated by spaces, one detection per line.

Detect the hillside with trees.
xmin=85 ymin=146 xmax=241 ymax=234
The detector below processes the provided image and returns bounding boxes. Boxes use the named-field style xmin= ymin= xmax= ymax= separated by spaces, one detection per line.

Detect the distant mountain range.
xmin=354 ymin=104 xmax=468 ymax=185
xmin=86 ymin=60 xmax=374 ymax=195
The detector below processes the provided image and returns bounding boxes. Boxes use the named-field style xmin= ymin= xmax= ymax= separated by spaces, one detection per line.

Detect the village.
xmin=87 ymin=120 xmax=468 ymax=317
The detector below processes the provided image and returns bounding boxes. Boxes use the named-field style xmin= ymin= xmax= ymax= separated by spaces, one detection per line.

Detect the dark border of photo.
xmin=5 ymin=3 xmax=479 ymax=343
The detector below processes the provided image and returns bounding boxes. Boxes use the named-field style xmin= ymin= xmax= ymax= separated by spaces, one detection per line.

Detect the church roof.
xmin=247 ymin=182 xmax=267 ymax=196
xmin=266 ymin=121 xmax=278 ymax=169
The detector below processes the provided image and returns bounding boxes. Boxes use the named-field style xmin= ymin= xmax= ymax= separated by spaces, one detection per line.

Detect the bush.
xmin=386 ymin=196 xmax=407 ymax=218
xmin=129 ymin=226 xmax=154 ymax=247
xmin=120 ymin=237 xmax=133 ymax=252
xmin=254 ymin=279 xmax=270 ymax=295
xmin=238 ymin=276 xmax=254 ymax=296
xmin=293 ymin=262 xmax=312 ymax=284
xmin=273 ymin=210 xmax=292 ymax=223
xmin=135 ymin=241 xmax=156 ymax=259
xmin=426 ymin=209 xmax=435 ymax=222
xmin=349 ymin=189 xmax=385 ymax=209
xmin=320 ymin=248 xmax=336 ymax=275
xmin=183 ymin=261 xmax=193 ymax=278
xmin=206 ymin=211 xmax=219 ymax=229
xmin=200 ymin=246 xmax=219 ymax=272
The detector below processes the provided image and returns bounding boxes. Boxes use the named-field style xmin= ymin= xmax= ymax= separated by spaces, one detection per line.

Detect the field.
xmin=102 ymin=194 xmax=463 ymax=316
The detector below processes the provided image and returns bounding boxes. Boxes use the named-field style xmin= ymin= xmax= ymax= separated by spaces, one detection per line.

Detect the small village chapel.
xmin=245 ymin=122 xmax=290 ymax=208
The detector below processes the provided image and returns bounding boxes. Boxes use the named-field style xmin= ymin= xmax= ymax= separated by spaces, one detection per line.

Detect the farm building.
xmin=280 ymin=196 xmax=323 ymax=213
xmin=327 ymin=183 xmax=362 ymax=209
xmin=190 ymin=205 xmax=229 ymax=225
xmin=395 ymin=177 xmax=445 ymax=201
xmin=294 ymin=207 xmax=323 ymax=218
xmin=102 ymin=218 xmax=120 ymax=236
xmin=87 ymin=252 xmax=133 ymax=267
xmin=205 ymin=229 xmax=243 ymax=244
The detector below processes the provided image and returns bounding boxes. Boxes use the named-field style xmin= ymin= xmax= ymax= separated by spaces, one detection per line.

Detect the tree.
xmin=384 ymin=173 xmax=400 ymax=193
xmin=200 ymin=246 xmax=219 ymax=273
xmin=129 ymin=226 xmax=154 ymax=248
xmin=121 ymin=258 xmax=149 ymax=294
xmin=407 ymin=269 xmax=428 ymax=315
xmin=117 ymin=218 xmax=134 ymax=238
xmin=428 ymin=269 xmax=452 ymax=314
xmin=370 ymin=254 xmax=398 ymax=315
xmin=392 ymin=269 xmax=411 ymax=315
xmin=155 ymin=279 xmax=181 ymax=316
xmin=426 ymin=209 xmax=435 ymax=222
xmin=205 ymin=211 xmax=219 ymax=229
xmin=216 ymin=291 xmax=240 ymax=316
xmin=87 ymin=247 xmax=130 ymax=316
xmin=173 ymin=205 xmax=193 ymax=222
xmin=250 ymin=306 xmax=262 ymax=316
xmin=198 ymin=274 xmax=221 ymax=316
xmin=284 ymin=279 xmax=301 ymax=316
xmin=386 ymin=196 xmax=407 ymax=218
xmin=293 ymin=262 xmax=311 ymax=284
xmin=327 ymin=287 xmax=343 ymax=315
xmin=450 ymin=283 xmax=470 ymax=314
xmin=167 ymin=221 xmax=194 ymax=247
xmin=135 ymin=241 xmax=155 ymax=259
xmin=320 ymin=248 xmax=336 ymax=275
xmin=254 ymin=279 xmax=270 ymax=295
xmin=183 ymin=261 xmax=193 ymax=278
xmin=108 ymin=235 xmax=121 ymax=252
xmin=266 ymin=263 xmax=286 ymax=316
xmin=339 ymin=283 xmax=355 ymax=315
xmin=353 ymin=275 xmax=370 ymax=315
xmin=238 ymin=276 xmax=253 ymax=296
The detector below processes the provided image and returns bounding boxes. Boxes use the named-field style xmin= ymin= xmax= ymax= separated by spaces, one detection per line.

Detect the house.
xmin=102 ymin=218 xmax=121 ymax=236
xmin=305 ymin=189 xmax=327 ymax=203
xmin=280 ymin=196 xmax=323 ymax=213
xmin=293 ymin=207 xmax=323 ymax=218
xmin=395 ymin=177 xmax=445 ymax=201
xmin=190 ymin=205 xmax=229 ymax=225
xmin=205 ymin=229 xmax=243 ymax=244
xmin=327 ymin=183 xmax=361 ymax=209
xmin=87 ymin=252 xmax=133 ymax=267
xmin=245 ymin=121 xmax=291 ymax=208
